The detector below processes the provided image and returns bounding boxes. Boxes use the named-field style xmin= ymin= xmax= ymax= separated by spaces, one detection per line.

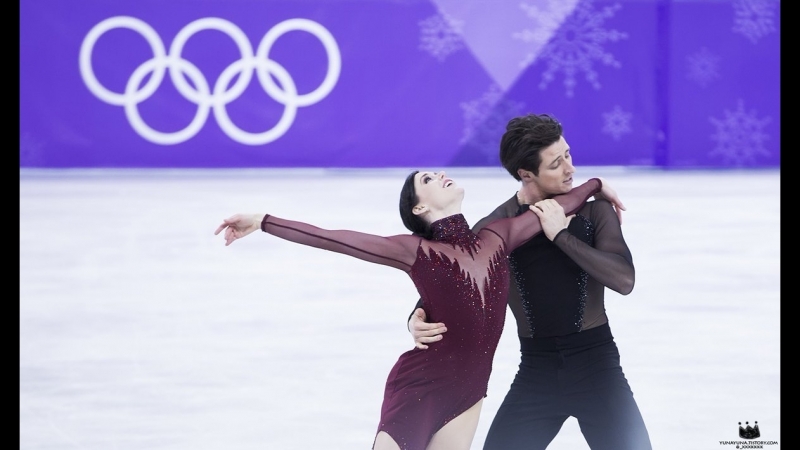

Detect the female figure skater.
xmin=214 ymin=170 xmax=604 ymax=450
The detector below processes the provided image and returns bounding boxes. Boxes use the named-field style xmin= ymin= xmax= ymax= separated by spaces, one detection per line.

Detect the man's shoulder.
xmin=488 ymin=195 xmax=520 ymax=219
xmin=579 ymin=198 xmax=621 ymax=226
xmin=472 ymin=195 xmax=518 ymax=232
xmin=584 ymin=198 xmax=613 ymax=213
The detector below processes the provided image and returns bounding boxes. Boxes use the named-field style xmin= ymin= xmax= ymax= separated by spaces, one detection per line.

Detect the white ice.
xmin=20 ymin=167 xmax=781 ymax=449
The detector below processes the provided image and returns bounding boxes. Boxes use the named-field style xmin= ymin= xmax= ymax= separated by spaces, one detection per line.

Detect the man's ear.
xmin=518 ymin=168 xmax=534 ymax=181
xmin=412 ymin=204 xmax=429 ymax=216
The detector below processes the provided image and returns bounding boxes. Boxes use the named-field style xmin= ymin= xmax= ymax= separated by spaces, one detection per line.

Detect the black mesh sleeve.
xmin=552 ymin=199 xmax=635 ymax=295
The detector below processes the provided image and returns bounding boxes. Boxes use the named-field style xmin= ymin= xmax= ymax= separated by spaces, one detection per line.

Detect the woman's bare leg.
xmin=373 ymin=431 xmax=401 ymax=450
xmin=426 ymin=399 xmax=483 ymax=450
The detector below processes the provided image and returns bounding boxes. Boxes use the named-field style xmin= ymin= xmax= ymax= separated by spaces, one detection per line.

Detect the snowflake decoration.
xmin=460 ymin=84 xmax=524 ymax=163
xmin=685 ymin=47 xmax=721 ymax=88
xmin=525 ymin=0 xmax=627 ymax=98
xmin=732 ymin=0 xmax=778 ymax=44
xmin=513 ymin=1 xmax=577 ymax=50
xmin=460 ymin=84 xmax=505 ymax=144
xmin=601 ymin=105 xmax=632 ymax=140
xmin=418 ymin=13 xmax=465 ymax=62
xmin=709 ymin=99 xmax=771 ymax=166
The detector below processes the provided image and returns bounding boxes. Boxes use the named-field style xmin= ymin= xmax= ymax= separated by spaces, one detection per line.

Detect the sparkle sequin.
xmin=573 ymin=215 xmax=594 ymax=332
xmin=378 ymin=214 xmax=511 ymax=449
xmin=510 ymin=257 xmax=537 ymax=335
xmin=429 ymin=213 xmax=481 ymax=255
xmin=509 ymin=212 xmax=600 ymax=338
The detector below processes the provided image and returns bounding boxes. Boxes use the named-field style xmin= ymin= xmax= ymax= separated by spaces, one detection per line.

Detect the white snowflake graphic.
xmin=732 ymin=0 xmax=778 ymax=44
xmin=685 ymin=47 xmax=721 ymax=88
xmin=513 ymin=1 xmax=577 ymax=51
xmin=460 ymin=85 xmax=503 ymax=144
xmin=601 ymin=105 xmax=632 ymax=141
xmin=418 ymin=13 xmax=465 ymax=62
xmin=460 ymin=84 xmax=524 ymax=162
xmin=526 ymin=0 xmax=628 ymax=98
xmin=709 ymin=99 xmax=771 ymax=166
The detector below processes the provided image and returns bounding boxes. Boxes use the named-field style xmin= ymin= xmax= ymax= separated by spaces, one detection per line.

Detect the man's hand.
xmin=409 ymin=308 xmax=447 ymax=350
xmin=214 ymin=213 xmax=263 ymax=246
xmin=593 ymin=177 xmax=626 ymax=224
xmin=530 ymin=199 xmax=572 ymax=241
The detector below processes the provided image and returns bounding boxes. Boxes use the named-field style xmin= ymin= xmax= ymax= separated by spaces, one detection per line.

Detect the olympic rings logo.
xmin=79 ymin=16 xmax=341 ymax=145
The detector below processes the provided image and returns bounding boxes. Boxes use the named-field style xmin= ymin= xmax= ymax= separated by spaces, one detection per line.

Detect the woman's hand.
xmin=594 ymin=177 xmax=626 ymax=224
xmin=214 ymin=213 xmax=263 ymax=246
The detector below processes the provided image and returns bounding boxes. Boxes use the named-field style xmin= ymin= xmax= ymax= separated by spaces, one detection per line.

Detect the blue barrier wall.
xmin=19 ymin=0 xmax=780 ymax=168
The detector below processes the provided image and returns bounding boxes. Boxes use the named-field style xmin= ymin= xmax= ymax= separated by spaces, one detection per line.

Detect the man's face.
xmin=533 ymin=136 xmax=575 ymax=196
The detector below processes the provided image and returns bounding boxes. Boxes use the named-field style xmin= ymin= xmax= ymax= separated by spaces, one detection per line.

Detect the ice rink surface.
xmin=20 ymin=167 xmax=781 ymax=449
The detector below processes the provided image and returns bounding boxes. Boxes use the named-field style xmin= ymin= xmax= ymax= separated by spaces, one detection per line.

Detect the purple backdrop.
xmin=19 ymin=0 xmax=780 ymax=168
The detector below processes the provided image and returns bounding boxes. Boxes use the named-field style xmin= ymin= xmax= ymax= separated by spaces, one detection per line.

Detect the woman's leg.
xmin=372 ymin=431 xmax=401 ymax=450
xmin=426 ymin=399 xmax=483 ymax=450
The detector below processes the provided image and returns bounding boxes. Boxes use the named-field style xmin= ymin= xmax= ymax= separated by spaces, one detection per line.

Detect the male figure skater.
xmin=408 ymin=113 xmax=652 ymax=450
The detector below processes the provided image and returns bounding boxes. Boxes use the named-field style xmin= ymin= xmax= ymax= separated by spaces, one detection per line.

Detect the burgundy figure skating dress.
xmin=259 ymin=179 xmax=601 ymax=449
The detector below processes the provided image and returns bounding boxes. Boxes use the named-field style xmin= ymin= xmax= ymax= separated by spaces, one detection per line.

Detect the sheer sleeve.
xmin=552 ymin=199 xmax=635 ymax=294
xmin=261 ymin=215 xmax=420 ymax=272
xmin=483 ymin=178 xmax=602 ymax=251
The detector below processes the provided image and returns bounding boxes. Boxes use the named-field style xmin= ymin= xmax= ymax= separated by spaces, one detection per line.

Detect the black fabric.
xmin=505 ymin=197 xmax=633 ymax=338
xmin=482 ymin=324 xmax=651 ymax=450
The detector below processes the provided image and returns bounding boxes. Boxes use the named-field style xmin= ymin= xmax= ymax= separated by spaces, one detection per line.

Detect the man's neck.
xmin=516 ymin=184 xmax=550 ymax=205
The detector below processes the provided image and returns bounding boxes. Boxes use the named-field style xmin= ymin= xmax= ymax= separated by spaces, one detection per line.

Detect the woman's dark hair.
xmin=399 ymin=170 xmax=433 ymax=239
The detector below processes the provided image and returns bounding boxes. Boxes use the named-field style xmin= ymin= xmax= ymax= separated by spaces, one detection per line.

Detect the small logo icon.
xmin=738 ymin=421 xmax=760 ymax=439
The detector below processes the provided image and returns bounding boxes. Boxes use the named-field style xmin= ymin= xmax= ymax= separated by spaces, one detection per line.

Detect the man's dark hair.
xmin=399 ymin=170 xmax=433 ymax=239
xmin=499 ymin=113 xmax=563 ymax=180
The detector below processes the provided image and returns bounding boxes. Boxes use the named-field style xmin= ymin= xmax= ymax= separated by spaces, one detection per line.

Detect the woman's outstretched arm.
xmin=215 ymin=213 xmax=418 ymax=271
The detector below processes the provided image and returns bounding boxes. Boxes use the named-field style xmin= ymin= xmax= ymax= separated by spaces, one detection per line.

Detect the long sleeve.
xmin=261 ymin=215 xmax=419 ymax=272
xmin=551 ymin=199 xmax=634 ymax=294
xmin=483 ymin=178 xmax=602 ymax=251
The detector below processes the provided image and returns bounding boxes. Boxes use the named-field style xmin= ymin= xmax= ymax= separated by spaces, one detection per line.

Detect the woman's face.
xmin=414 ymin=170 xmax=464 ymax=213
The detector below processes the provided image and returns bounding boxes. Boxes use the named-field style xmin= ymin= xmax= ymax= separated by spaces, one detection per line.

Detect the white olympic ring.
xmin=79 ymin=16 xmax=341 ymax=145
